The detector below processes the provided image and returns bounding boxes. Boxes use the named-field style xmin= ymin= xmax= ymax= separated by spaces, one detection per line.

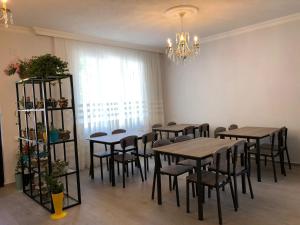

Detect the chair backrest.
xmin=228 ymin=124 xmax=238 ymax=130
xmin=112 ymin=129 xmax=126 ymax=135
xmin=279 ymin=127 xmax=288 ymax=149
xmin=142 ymin=132 xmax=157 ymax=150
xmin=213 ymin=147 xmax=231 ymax=184
xmin=90 ymin=132 xmax=107 ymax=138
xmin=232 ymin=140 xmax=248 ymax=173
xmin=174 ymin=135 xmax=192 ymax=143
xmin=214 ymin=127 xmax=226 ymax=138
xmin=199 ymin=123 xmax=209 ymax=137
xmin=120 ymin=135 xmax=138 ymax=152
xmin=152 ymin=123 xmax=162 ymax=129
xmin=167 ymin=121 xmax=176 ymax=126
xmin=153 ymin=139 xmax=171 ymax=148
xmin=183 ymin=126 xmax=195 ymax=138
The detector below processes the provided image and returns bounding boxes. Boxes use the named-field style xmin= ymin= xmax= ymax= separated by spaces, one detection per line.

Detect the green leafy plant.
xmin=44 ymin=160 xmax=68 ymax=194
xmin=4 ymin=54 xmax=69 ymax=79
xmin=26 ymin=54 xmax=69 ymax=78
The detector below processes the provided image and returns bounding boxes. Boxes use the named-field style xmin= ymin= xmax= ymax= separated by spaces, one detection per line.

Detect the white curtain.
xmin=54 ymin=38 xmax=164 ymax=168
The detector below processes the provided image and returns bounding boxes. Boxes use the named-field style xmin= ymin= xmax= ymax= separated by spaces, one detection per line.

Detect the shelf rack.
xmin=16 ymin=74 xmax=81 ymax=212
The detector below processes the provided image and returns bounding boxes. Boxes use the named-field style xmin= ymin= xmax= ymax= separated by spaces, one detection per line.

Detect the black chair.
xmin=167 ymin=121 xmax=176 ymax=126
xmin=139 ymin=132 xmax=157 ymax=180
xmin=183 ymin=126 xmax=196 ymax=138
xmin=249 ymin=130 xmax=285 ymax=182
xmin=151 ymin=139 xmax=193 ymax=207
xmin=90 ymin=132 xmax=112 ymax=181
xmin=199 ymin=123 xmax=210 ymax=137
xmin=113 ymin=135 xmax=144 ymax=188
xmin=167 ymin=122 xmax=176 ymax=138
xmin=152 ymin=123 xmax=163 ymax=139
xmin=112 ymin=129 xmax=126 ymax=134
xmin=214 ymin=127 xmax=226 ymax=138
xmin=228 ymin=124 xmax=238 ymax=130
xmin=209 ymin=141 xmax=254 ymax=209
xmin=186 ymin=147 xmax=236 ymax=225
xmin=260 ymin=127 xmax=291 ymax=170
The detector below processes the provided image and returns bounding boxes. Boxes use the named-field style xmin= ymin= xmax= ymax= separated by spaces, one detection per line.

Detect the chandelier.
xmin=165 ymin=5 xmax=200 ymax=63
xmin=0 ymin=0 xmax=13 ymax=28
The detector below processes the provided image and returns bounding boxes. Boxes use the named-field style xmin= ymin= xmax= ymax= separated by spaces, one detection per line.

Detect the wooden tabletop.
xmin=152 ymin=124 xmax=200 ymax=132
xmin=87 ymin=130 xmax=148 ymax=144
xmin=218 ymin=126 xmax=280 ymax=139
xmin=153 ymin=137 xmax=240 ymax=159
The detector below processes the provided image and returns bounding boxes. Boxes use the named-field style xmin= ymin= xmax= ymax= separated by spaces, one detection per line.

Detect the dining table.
xmin=152 ymin=123 xmax=200 ymax=137
xmin=152 ymin=137 xmax=240 ymax=220
xmin=87 ymin=130 xmax=148 ymax=186
xmin=218 ymin=126 xmax=280 ymax=182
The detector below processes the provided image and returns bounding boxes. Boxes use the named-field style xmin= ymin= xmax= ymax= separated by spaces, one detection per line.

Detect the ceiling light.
xmin=1 ymin=0 xmax=13 ymax=28
xmin=165 ymin=5 xmax=200 ymax=63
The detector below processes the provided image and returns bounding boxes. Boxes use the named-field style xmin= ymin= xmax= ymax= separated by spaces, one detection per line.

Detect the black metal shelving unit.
xmin=15 ymin=74 xmax=81 ymax=212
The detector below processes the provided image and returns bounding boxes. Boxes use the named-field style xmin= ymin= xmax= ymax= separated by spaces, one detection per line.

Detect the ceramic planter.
xmin=51 ymin=192 xmax=67 ymax=220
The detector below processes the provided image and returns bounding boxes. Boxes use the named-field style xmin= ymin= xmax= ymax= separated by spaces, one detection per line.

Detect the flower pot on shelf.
xmin=15 ymin=173 xmax=23 ymax=192
xmin=51 ymin=192 xmax=67 ymax=220
xmin=50 ymin=129 xmax=59 ymax=143
xmin=58 ymin=98 xmax=68 ymax=108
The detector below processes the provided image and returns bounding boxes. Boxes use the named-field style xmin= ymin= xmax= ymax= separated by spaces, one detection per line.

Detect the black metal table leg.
xmin=196 ymin=159 xmax=203 ymax=220
xmin=155 ymin=151 xmax=162 ymax=205
xmin=110 ymin=144 xmax=116 ymax=186
xmin=89 ymin=141 xmax=94 ymax=179
xmin=256 ymin=139 xmax=261 ymax=182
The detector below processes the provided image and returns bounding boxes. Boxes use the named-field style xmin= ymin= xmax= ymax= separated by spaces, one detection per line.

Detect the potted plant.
xmin=4 ymin=54 xmax=69 ymax=80
xmin=45 ymin=160 xmax=69 ymax=220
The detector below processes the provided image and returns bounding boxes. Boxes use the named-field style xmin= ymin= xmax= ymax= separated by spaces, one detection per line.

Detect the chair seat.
xmin=136 ymin=149 xmax=154 ymax=157
xmin=178 ymin=158 xmax=212 ymax=168
xmin=93 ymin=152 xmax=114 ymax=158
xmin=114 ymin=153 xmax=136 ymax=163
xmin=161 ymin=164 xmax=193 ymax=176
xmin=186 ymin=171 xmax=228 ymax=187
xmin=248 ymin=147 xmax=279 ymax=156
xmin=209 ymin=163 xmax=246 ymax=175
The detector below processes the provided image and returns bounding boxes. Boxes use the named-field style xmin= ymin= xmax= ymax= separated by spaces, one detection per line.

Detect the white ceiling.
xmin=9 ymin=0 xmax=300 ymax=48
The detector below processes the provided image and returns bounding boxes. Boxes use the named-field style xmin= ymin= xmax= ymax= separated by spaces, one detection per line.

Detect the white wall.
xmin=0 ymin=28 xmax=53 ymax=184
xmin=163 ymin=19 xmax=300 ymax=163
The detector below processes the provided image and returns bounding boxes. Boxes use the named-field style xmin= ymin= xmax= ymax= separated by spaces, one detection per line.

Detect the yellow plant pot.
xmin=51 ymin=192 xmax=67 ymax=220
xmin=43 ymin=131 xmax=47 ymax=143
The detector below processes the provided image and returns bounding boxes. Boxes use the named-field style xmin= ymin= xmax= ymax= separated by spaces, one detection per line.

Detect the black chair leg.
xmin=137 ymin=157 xmax=144 ymax=182
xmin=174 ymin=176 xmax=180 ymax=207
xmin=168 ymin=175 xmax=172 ymax=191
xmin=117 ymin=162 xmax=120 ymax=175
xmin=106 ymin=157 xmax=109 ymax=171
xmin=216 ymin=187 xmax=223 ymax=225
xmin=233 ymin=175 xmax=238 ymax=208
xmin=271 ymin=154 xmax=278 ymax=182
xmin=264 ymin=156 xmax=267 ymax=167
xmin=186 ymin=181 xmax=190 ymax=213
xmin=144 ymin=157 xmax=147 ymax=180
xmin=247 ymin=173 xmax=254 ymax=199
xmin=285 ymin=148 xmax=292 ymax=170
xmin=122 ymin=162 xmax=126 ymax=188
xmin=241 ymin=174 xmax=246 ymax=194
xmin=131 ymin=161 xmax=134 ymax=176
xmin=280 ymin=152 xmax=286 ymax=176
xmin=192 ymin=183 xmax=196 ymax=197
xmin=126 ymin=163 xmax=129 ymax=177
xmin=229 ymin=179 xmax=237 ymax=211
xmin=208 ymin=187 xmax=211 ymax=198
xmin=151 ymin=171 xmax=156 ymax=199
xmin=100 ymin=158 xmax=103 ymax=181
